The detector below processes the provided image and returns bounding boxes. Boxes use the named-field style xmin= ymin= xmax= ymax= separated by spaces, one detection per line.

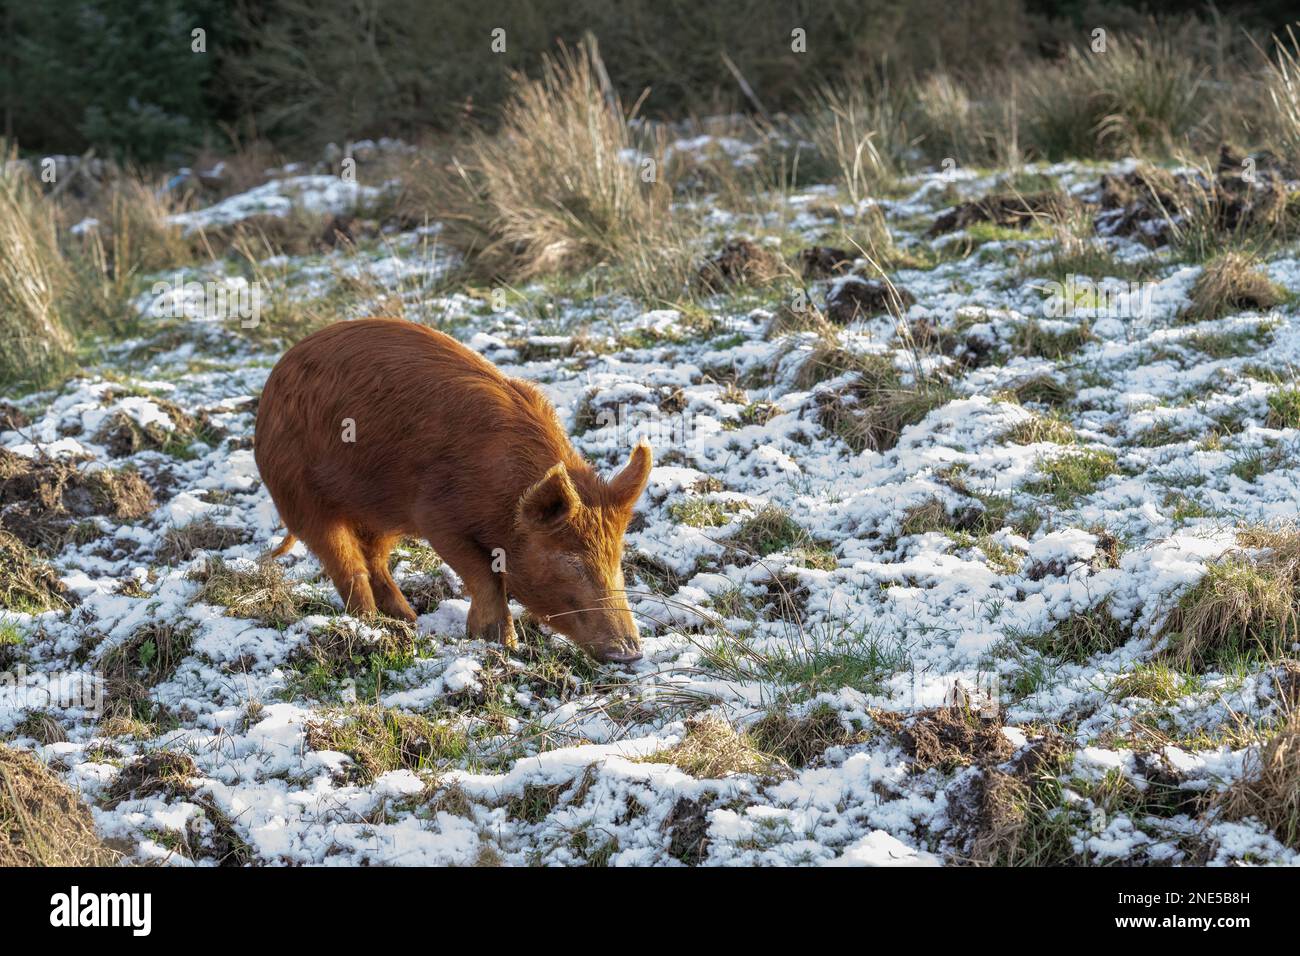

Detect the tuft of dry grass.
xmin=800 ymin=72 xmax=905 ymax=207
xmin=157 ymin=517 xmax=251 ymax=564
xmin=64 ymin=175 xmax=194 ymax=337
xmin=0 ymin=530 xmax=71 ymax=612
xmin=1163 ymin=524 xmax=1300 ymax=670
xmin=305 ymin=705 xmax=468 ymax=784
xmin=1182 ymin=251 xmax=1286 ymax=323
xmin=190 ymin=557 xmax=327 ymax=628
xmin=641 ymin=714 xmax=785 ymax=779
xmin=1023 ymin=607 xmax=1130 ymax=664
xmin=101 ymin=751 xmax=198 ymax=809
xmin=425 ymin=36 xmax=689 ymax=299
xmin=1001 ymin=412 xmax=1077 ymax=446
xmin=748 ymin=704 xmax=855 ymax=768
xmin=1214 ymin=710 xmax=1300 ymax=849
xmin=1262 ymin=26 xmax=1300 ymax=161
xmin=0 ymin=149 xmax=75 ymax=388
xmin=811 ymin=352 xmax=954 ymax=453
xmin=1021 ymin=36 xmax=1205 ymax=160
xmin=0 ymin=745 xmax=118 ymax=866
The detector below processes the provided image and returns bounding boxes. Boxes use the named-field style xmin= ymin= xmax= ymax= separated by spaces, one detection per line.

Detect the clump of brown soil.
xmin=798 ymin=245 xmax=856 ymax=279
xmin=664 ymin=795 xmax=713 ymax=866
xmin=1095 ymin=148 xmax=1298 ymax=248
xmin=0 ymin=402 xmax=31 ymax=433
xmin=94 ymin=400 xmax=225 ymax=459
xmin=0 ymin=448 xmax=155 ymax=553
xmin=0 ymin=745 xmax=119 ymax=866
xmin=906 ymin=315 xmax=997 ymax=367
xmin=0 ymin=531 xmax=73 ymax=611
xmin=696 ymin=238 xmax=784 ymax=292
xmin=948 ymin=733 xmax=1071 ymax=865
xmin=871 ymin=705 xmax=1014 ymax=773
xmin=403 ymin=570 xmax=458 ymax=616
xmin=318 ymin=214 xmax=380 ymax=249
xmin=825 ymin=276 xmax=915 ymax=324
xmin=927 ymin=191 xmax=1078 ymax=237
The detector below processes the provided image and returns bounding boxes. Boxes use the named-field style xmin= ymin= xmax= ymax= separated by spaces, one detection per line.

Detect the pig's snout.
xmin=597 ymin=645 xmax=643 ymax=665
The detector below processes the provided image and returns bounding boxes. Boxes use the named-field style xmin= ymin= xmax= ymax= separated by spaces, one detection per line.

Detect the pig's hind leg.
xmin=359 ymin=530 xmax=417 ymax=623
xmin=300 ymin=520 xmax=378 ymax=618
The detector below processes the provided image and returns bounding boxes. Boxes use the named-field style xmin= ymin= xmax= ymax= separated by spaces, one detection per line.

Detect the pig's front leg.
xmin=467 ymin=591 xmax=516 ymax=649
xmin=434 ymin=535 xmax=517 ymax=649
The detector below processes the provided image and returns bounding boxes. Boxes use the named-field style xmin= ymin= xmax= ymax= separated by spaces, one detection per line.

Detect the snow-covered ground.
xmin=3 ymin=153 xmax=1299 ymax=866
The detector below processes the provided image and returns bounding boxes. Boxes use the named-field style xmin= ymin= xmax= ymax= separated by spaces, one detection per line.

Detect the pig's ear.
xmin=608 ymin=440 xmax=653 ymax=510
xmin=518 ymin=462 xmax=581 ymax=531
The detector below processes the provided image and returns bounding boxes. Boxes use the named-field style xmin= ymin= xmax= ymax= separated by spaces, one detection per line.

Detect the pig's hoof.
xmin=470 ymin=620 xmax=514 ymax=647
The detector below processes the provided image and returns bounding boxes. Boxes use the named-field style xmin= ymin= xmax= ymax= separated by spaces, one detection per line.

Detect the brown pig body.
xmin=253 ymin=318 xmax=651 ymax=662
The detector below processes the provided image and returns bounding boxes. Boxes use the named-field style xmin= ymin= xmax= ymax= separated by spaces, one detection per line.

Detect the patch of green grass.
xmin=1009 ymin=320 xmax=1095 ymax=359
xmin=0 ymin=621 xmax=24 ymax=660
xmin=1266 ymin=387 xmax=1300 ymax=430
xmin=1019 ymin=607 xmax=1129 ymax=664
xmin=763 ymin=627 xmax=910 ymax=699
xmin=668 ymin=498 xmax=740 ymax=528
xmin=1164 ymin=491 xmax=1212 ymax=523
xmin=725 ymin=505 xmax=813 ymax=557
xmin=289 ymin=621 xmax=420 ymax=701
xmin=305 ymin=705 xmax=469 ymax=784
xmin=1024 ymin=448 xmax=1118 ymax=506
xmin=1229 ymin=444 xmax=1287 ymax=483
xmin=1183 ymin=322 xmax=1277 ymax=359
xmin=966 ymin=220 xmax=1055 ymax=244
xmin=1110 ymin=663 xmax=1187 ymax=704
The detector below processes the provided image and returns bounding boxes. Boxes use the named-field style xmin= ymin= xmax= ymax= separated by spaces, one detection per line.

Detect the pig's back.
xmin=255 ymin=318 xmax=559 ymax=530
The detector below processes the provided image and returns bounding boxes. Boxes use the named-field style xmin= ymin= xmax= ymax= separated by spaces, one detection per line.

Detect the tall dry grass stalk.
xmin=800 ymin=75 xmax=906 ymax=208
xmin=1022 ymin=36 xmax=1206 ymax=160
xmin=1262 ymin=26 xmax=1300 ymax=159
xmin=429 ymin=36 xmax=689 ymax=300
xmin=0 ymin=149 xmax=75 ymax=389
xmin=68 ymin=176 xmax=192 ymax=336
